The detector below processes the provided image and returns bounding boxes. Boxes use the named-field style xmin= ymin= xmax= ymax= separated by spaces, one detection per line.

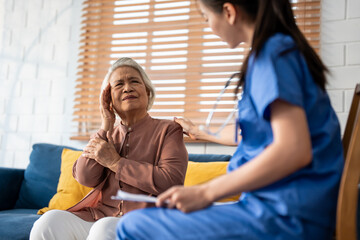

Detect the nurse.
xmin=116 ymin=0 xmax=344 ymax=239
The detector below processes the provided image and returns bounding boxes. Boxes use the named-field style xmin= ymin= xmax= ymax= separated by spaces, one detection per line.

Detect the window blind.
xmin=72 ymin=0 xmax=321 ymax=141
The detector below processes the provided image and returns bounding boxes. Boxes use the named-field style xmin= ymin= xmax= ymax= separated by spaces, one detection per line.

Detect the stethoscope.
xmin=201 ymin=72 xmax=243 ymax=139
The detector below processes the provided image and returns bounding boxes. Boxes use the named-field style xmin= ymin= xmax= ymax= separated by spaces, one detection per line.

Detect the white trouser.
xmin=30 ymin=210 xmax=120 ymax=240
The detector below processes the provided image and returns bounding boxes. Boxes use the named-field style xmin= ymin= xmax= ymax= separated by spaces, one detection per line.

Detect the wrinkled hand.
xmin=174 ymin=117 xmax=200 ymax=140
xmin=82 ymin=132 xmax=120 ymax=172
xmin=100 ymin=83 xmax=116 ymax=132
xmin=156 ymin=185 xmax=213 ymax=213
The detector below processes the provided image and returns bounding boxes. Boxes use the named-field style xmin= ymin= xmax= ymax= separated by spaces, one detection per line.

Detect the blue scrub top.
xmin=228 ymin=33 xmax=344 ymax=228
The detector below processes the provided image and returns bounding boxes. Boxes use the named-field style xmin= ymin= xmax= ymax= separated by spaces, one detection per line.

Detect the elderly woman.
xmin=30 ymin=57 xmax=188 ymax=240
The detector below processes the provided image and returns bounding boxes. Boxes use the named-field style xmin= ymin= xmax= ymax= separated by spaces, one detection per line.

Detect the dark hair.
xmin=200 ymin=0 xmax=328 ymax=93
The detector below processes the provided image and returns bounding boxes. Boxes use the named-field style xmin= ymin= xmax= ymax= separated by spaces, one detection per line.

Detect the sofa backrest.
xmin=188 ymin=154 xmax=231 ymax=162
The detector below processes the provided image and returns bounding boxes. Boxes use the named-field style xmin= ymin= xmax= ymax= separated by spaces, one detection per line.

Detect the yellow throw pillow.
xmin=38 ymin=149 xmax=93 ymax=214
xmin=184 ymin=161 xmax=240 ymax=202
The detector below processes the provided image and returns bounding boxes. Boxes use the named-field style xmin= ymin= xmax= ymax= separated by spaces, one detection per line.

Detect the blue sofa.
xmin=0 ymin=143 xmax=231 ymax=240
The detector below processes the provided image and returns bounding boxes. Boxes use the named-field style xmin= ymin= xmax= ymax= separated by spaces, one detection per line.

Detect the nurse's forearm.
xmin=198 ymin=124 xmax=240 ymax=146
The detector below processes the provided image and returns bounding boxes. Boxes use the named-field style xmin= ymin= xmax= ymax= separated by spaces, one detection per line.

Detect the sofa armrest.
xmin=0 ymin=167 xmax=25 ymax=210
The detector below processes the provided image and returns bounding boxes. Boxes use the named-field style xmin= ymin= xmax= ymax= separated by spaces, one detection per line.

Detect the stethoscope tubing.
xmin=203 ymin=73 xmax=242 ymax=137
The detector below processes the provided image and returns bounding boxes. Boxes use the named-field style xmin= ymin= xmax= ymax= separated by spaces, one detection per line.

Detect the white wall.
xmin=0 ymin=0 xmax=359 ymax=168
xmin=0 ymin=0 xmax=85 ymax=168
xmin=321 ymin=0 xmax=360 ymax=131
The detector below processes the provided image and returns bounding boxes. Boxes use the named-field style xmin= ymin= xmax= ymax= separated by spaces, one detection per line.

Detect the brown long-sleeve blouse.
xmin=67 ymin=114 xmax=188 ymax=221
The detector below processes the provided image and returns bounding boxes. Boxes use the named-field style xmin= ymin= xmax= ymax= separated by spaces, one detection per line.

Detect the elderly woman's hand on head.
xmin=100 ymin=83 xmax=116 ymax=132
xmin=82 ymin=132 xmax=120 ymax=172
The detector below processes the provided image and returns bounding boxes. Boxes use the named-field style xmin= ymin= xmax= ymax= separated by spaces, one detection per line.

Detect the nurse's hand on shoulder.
xmin=82 ymin=131 xmax=120 ymax=172
xmin=156 ymin=185 xmax=213 ymax=213
xmin=174 ymin=117 xmax=200 ymax=140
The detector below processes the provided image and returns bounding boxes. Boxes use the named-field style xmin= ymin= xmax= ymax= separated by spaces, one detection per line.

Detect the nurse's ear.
xmin=222 ymin=3 xmax=237 ymax=25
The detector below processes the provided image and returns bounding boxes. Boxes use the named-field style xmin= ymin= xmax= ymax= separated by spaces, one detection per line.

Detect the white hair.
xmin=101 ymin=57 xmax=156 ymax=110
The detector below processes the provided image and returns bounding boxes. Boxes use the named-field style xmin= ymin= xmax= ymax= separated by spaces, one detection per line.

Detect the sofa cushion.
xmin=15 ymin=143 xmax=80 ymax=209
xmin=184 ymin=161 xmax=240 ymax=202
xmin=38 ymin=149 xmax=93 ymax=214
xmin=0 ymin=209 xmax=40 ymax=240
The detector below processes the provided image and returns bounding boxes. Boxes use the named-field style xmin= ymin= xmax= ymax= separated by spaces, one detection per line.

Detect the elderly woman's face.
xmin=109 ymin=66 xmax=149 ymax=115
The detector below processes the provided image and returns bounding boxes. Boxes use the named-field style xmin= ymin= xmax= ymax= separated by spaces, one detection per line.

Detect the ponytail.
xmin=235 ymin=0 xmax=328 ymax=95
